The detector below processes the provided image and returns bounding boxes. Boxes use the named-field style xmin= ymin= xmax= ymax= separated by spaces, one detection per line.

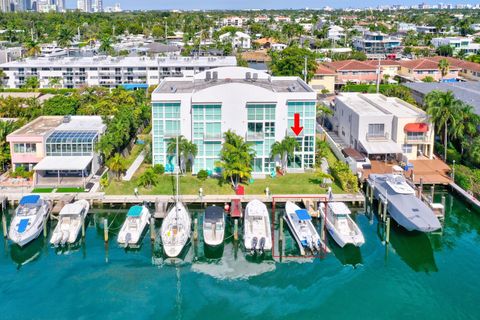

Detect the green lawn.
xmin=105 ymin=165 xmax=344 ymax=196
xmin=32 ymin=188 xmax=54 ymax=193
xmin=56 ymin=187 xmax=87 ymax=193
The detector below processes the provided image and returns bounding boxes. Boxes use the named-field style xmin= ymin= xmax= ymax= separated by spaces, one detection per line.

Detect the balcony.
xmin=405 ymin=135 xmax=430 ymax=144
xmin=163 ymin=132 xmax=181 ymax=139
xmin=204 ymin=133 xmax=223 ymax=142
xmin=246 ymin=132 xmax=265 ymax=141
xmin=366 ymin=132 xmax=389 ymax=142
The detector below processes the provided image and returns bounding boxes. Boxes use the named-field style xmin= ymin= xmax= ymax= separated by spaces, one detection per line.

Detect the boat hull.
xmin=243 ymin=200 xmax=272 ymax=252
xmin=9 ymin=200 xmax=50 ymax=247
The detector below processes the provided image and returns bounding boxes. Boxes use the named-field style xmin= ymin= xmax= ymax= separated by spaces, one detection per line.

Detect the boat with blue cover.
xmin=284 ymin=201 xmax=328 ymax=255
xmin=9 ymin=195 xmax=51 ymax=247
xmin=117 ymin=204 xmax=151 ymax=248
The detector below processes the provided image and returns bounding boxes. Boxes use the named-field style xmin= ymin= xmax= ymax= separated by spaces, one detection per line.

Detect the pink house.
xmin=7 ymin=116 xmax=63 ymax=171
xmin=323 ymin=60 xmax=379 ymax=85
xmin=398 ymin=58 xmax=461 ymax=81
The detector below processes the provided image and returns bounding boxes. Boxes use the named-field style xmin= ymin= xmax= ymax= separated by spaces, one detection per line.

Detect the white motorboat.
xmin=203 ymin=206 xmax=225 ymax=247
xmin=320 ymin=202 xmax=365 ymax=248
xmin=50 ymin=199 xmax=89 ymax=246
xmin=9 ymin=195 xmax=51 ymax=247
xmin=244 ymin=199 xmax=272 ymax=254
xmin=161 ymin=135 xmax=192 ymax=258
xmin=284 ymin=201 xmax=328 ymax=254
xmin=117 ymin=204 xmax=151 ymax=247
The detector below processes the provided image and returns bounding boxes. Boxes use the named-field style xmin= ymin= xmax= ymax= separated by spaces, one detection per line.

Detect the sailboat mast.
xmin=176 ymin=135 xmax=179 ymax=205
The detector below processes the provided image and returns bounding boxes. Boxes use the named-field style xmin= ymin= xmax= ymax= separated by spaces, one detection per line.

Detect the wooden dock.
xmin=51 ymin=195 xmax=75 ymax=214
xmin=449 ymin=182 xmax=480 ymax=209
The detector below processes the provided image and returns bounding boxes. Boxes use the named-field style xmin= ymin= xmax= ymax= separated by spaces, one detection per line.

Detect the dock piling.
xmin=441 ymin=196 xmax=446 ymax=216
xmin=385 ymin=216 xmax=391 ymax=244
xmin=2 ymin=213 xmax=7 ymax=238
xmin=320 ymin=214 xmax=325 ymax=243
xmin=43 ymin=216 xmax=48 ymax=238
xmin=279 ymin=215 xmax=284 ymax=244
xmin=419 ymin=178 xmax=424 ymax=199
xmin=233 ymin=219 xmax=238 ymax=241
xmin=382 ymin=200 xmax=388 ymax=223
xmin=430 ymin=184 xmax=435 ymax=202
xmin=193 ymin=218 xmax=198 ymax=241
xmin=81 ymin=217 xmax=85 ymax=238
xmin=103 ymin=218 xmax=109 ymax=243
xmin=150 ymin=217 xmax=155 ymax=242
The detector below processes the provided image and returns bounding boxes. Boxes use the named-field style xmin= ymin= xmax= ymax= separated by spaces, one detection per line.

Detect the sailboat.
xmin=161 ymin=135 xmax=192 ymax=258
xmin=50 ymin=199 xmax=89 ymax=246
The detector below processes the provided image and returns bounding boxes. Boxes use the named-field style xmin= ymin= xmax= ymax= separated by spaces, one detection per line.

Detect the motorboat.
xmin=244 ymin=199 xmax=272 ymax=254
xmin=284 ymin=201 xmax=327 ymax=254
xmin=9 ymin=195 xmax=51 ymax=247
xmin=161 ymin=135 xmax=192 ymax=258
xmin=320 ymin=202 xmax=364 ymax=247
xmin=369 ymin=173 xmax=442 ymax=232
xmin=203 ymin=206 xmax=225 ymax=247
xmin=117 ymin=204 xmax=150 ymax=248
xmin=50 ymin=199 xmax=89 ymax=246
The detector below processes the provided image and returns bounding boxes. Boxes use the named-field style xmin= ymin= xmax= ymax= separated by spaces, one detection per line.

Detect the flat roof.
xmin=9 ymin=116 xmax=63 ymax=136
xmin=0 ymin=55 xmax=237 ymax=68
xmin=337 ymin=93 xmax=425 ymax=118
xmin=34 ymin=156 xmax=93 ymax=171
xmin=56 ymin=116 xmax=105 ymax=132
xmin=404 ymin=82 xmax=480 ymax=115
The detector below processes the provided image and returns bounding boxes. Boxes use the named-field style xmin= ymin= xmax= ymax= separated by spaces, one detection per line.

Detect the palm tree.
xmin=0 ymin=120 xmax=15 ymax=171
xmin=450 ymin=103 xmax=480 ymax=154
xmin=216 ymin=130 xmax=255 ymax=189
xmin=0 ymin=69 xmax=5 ymax=87
xmin=137 ymin=167 xmax=159 ymax=189
xmin=316 ymin=103 xmax=333 ymax=128
xmin=23 ymin=76 xmax=40 ymax=90
xmin=24 ymin=39 xmax=41 ymax=57
xmin=48 ymin=77 xmax=62 ymax=89
xmin=438 ymin=58 xmax=450 ymax=81
xmin=57 ymin=26 xmax=75 ymax=55
xmin=182 ymin=140 xmax=198 ymax=172
xmin=167 ymin=135 xmax=188 ymax=174
xmin=106 ymin=153 xmax=127 ymax=180
xmin=99 ymin=36 xmax=114 ymax=55
xmin=270 ymin=136 xmax=300 ymax=174
xmin=425 ymin=90 xmax=459 ymax=161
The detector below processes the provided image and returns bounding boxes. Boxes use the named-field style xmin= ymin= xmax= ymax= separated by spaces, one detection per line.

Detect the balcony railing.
xmin=405 ymin=135 xmax=430 ymax=143
xmin=204 ymin=133 xmax=223 ymax=142
xmin=246 ymin=132 xmax=265 ymax=141
xmin=366 ymin=132 xmax=389 ymax=141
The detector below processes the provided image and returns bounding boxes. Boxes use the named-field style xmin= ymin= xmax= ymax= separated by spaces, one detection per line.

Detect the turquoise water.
xmin=1 ymin=190 xmax=480 ymax=320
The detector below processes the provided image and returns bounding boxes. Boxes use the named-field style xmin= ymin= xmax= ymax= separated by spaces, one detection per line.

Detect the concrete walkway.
xmin=122 ymin=150 xmax=145 ymax=181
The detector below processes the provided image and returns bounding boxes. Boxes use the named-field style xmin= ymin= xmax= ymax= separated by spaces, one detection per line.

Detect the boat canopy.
xmin=328 ymin=202 xmax=351 ymax=215
xmin=205 ymin=206 xmax=224 ymax=223
xmin=19 ymin=195 xmax=41 ymax=206
xmin=295 ymin=209 xmax=311 ymax=221
xmin=127 ymin=206 xmax=143 ymax=217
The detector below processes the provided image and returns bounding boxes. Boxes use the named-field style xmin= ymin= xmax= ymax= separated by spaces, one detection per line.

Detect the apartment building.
xmin=151 ymin=67 xmax=317 ymax=176
xmin=0 ymin=55 xmax=237 ymax=89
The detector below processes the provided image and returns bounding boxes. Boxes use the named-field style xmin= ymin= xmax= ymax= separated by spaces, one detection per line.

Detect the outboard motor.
xmin=314 ymin=240 xmax=321 ymax=253
xmin=251 ymin=237 xmax=258 ymax=255
xmin=125 ymin=233 xmax=132 ymax=248
xmin=259 ymin=237 xmax=266 ymax=254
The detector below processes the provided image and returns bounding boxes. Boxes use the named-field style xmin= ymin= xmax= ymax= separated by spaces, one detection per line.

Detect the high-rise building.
xmin=0 ymin=0 xmax=10 ymax=12
xmin=92 ymin=0 xmax=102 ymax=12
xmin=77 ymin=0 xmax=92 ymax=12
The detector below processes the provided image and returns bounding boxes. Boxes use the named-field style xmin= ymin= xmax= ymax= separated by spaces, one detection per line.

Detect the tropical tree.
xmin=0 ymin=120 xmax=16 ymax=171
xmin=167 ymin=136 xmax=198 ymax=174
xmin=0 ymin=69 xmax=6 ymax=87
xmin=99 ymin=36 xmax=114 ymax=54
xmin=23 ymin=77 xmax=40 ymax=90
xmin=57 ymin=26 xmax=75 ymax=55
xmin=270 ymin=46 xmax=317 ymax=82
xmin=317 ymin=103 xmax=333 ymax=127
xmin=137 ymin=167 xmax=159 ymax=188
xmin=270 ymin=136 xmax=300 ymax=174
xmin=48 ymin=77 xmax=62 ymax=88
xmin=106 ymin=153 xmax=127 ymax=180
xmin=24 ymin=39 xmax=41 ymax=57
xmin=216 ymin=130 xmax=255 ymax=189
xmin=425 ymin=90 xmax=459 ymax=161
xmin=438 ymin=58 xmax=450 ymax=80
xmin=450 ymin=103 xmax=480 ymax=154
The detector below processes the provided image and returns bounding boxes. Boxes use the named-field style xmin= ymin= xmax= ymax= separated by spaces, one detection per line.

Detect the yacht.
xmin=244 ymin=199 xmax=272 ymax=254
xmin=50 ymin=200 xmax=89 ymax=246
xmin=40 ymin=44 xmax=68 ymax=58
xmin=369 ymin=173 xmax=442 ymax=232
xmin=203 ymin=206 xmax=225 ymax=247
xmin=161 ymin=135 xmax=192 ymax=257
xmin=117 ymin=204 xmax=150 ymax=248
xmin=320 ymin=202 xmax=364 ymax=247
xmin=9 ymin=195 xmax=51 ymax=247
xmin=284 ymin=201 xmax=327 ymax=254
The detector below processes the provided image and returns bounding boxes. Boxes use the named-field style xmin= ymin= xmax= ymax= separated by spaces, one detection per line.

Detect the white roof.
xmin=56 ymin=116 xmax=105 ymax=132
xmin=328 ymin=202 xmax=351 ymax=215
xmin=34 ymin=156 xmax=93 ymax=171
xmin=359 ymin=139 xmax=403 ymax=155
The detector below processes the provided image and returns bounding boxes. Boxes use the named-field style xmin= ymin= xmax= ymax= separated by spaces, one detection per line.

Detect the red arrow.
xmin=291 ymin=113 xmax=304 ymax=136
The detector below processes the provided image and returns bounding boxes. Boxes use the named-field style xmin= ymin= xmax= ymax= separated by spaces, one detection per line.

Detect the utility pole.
xmin=376 ymin=56 xmax=381 ymax=94
xmin=303 ymin=56 xmax=307 ymax=83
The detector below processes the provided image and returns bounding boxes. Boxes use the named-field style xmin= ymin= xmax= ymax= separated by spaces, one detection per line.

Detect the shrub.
xmin=11 ymin=166 xmax=33 ymax=179
xmin=197 ymin=169 xmax=208 ymax=181
xmin=330 ymin=161 xmax=359 ymax=193
xmin=455 ymin=171 xmax=471 ymax=191
xmin=153 ymin=164 xmax=165 ymax=175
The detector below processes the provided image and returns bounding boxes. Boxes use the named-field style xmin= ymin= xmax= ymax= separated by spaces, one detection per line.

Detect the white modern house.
xmin=329 ymin=93 xmax=434 ymax=162
xmin=218 ymin=31 xmax=251 ymax=50
xmin=328 ymin=26 xmax=346 ymax=41
xmin=0 ymin=55 xmax=237 ymax=89
xmin=431 ymin=37 xmax=480 ymax=55
xmin=151 ymin=67 xmax=317 ymax=176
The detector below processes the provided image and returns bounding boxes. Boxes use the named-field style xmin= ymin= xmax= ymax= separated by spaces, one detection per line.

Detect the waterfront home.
xmin=329 ymin=93 xmax=434 ymax=162
xmin=352 ymin=32 xmax=402 ymax=56
xmin=397 ymin=58 xmax=461 ymax=82
xmin=151 ymin=66 xmax=317 ymax=176
xmin=6 ymin=115 xmax=106 ymax=187
xmin=427 ymin=56 xmax=480 ymax=81
xmin=322 ymin=60 xmax=378 ymax=86
xmin=431 ymin=37 xmax=480 ymax=56
xmin=218 ymin=31 xmax=251 ymax=50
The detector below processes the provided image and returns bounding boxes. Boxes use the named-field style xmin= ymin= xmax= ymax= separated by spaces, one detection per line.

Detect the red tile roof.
xmin=428 ymin=56 xmax=480 ymax=73
xmin=398 ymin=58 xmax=461 ymax=71
xmin=324 ymin=60 xmax=377 ymax=71
xmin=364 ymin=60 xmax=401 ymax=66
xmin=315 ymin=64 xmax=337 ymax=75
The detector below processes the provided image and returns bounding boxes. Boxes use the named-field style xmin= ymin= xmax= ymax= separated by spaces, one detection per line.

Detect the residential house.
xmin=219 ymin=31 xmax=251 ymax=50
xmin=322 ymin=60 xmax=379 ymax=86
xmin=310 ymin=64 xmax=336 ymax=94
xmin=431 ymin=37 xmax=480 ymax=55
xmin=397 ymin=58 xmax=461 ymax=82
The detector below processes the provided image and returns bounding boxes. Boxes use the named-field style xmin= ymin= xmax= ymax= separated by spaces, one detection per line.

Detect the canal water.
xmin=0 ymin=190 xmax=479 ymax=320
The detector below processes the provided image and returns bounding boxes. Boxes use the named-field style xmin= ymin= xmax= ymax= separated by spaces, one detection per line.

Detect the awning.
xmin=359 ymin=139 xmax=402 ymax=155
xmin=404 ymin=123 xmax=429 ymax=133
xmin=34 ymin=156 xmax=93 ymax=171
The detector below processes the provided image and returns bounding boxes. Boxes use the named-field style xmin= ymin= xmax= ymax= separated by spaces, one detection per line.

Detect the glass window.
xmin=368 ymin=124 xmax=385 ymax=137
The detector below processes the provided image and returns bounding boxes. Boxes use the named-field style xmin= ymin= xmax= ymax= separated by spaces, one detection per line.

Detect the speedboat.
xmin=369 ymin=173 xmax=441 ymax=232
xmin=320 ymin=202 xmax=364 ymax=247
xmin=203 ymin=206 xmax=225 ymax=247
xmin=50 ymin=199 xmax=89 ymax=246
xmin=161 ymin=202 xmax=191 ymax=258
xmin=244 ymin=199 xmax=272 ymax=254
xmin=117 ymin=205 xmax=151 ymax=248
xmin=284 ymin=201 xmax=327 ymax=254
xmin=9 ymin=195 xmax=51 ymax=247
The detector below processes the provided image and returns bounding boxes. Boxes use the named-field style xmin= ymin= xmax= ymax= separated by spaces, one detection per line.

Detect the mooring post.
xmin=234 ymin=219 xmax=238 ymax=241
xmin=81 ymin=216 xmax=86 ymax=238
xmin=150 ymin=217 xmax=155 ymax=242
xmin=386 ymin=216 xmax=391 ymax=244
xmin=430 ymin=184 xmax=435 ymax=202
xmin=279 ymin=215 xmax=284 ymax=243
xmin=43 ymin=216 xmax=48 ymax=238
xmin=419 ymin=177 xmax=423 ymax=199
xmin=2 ymin=213 xmax=7 ymax=238
xmin=103 ymin=218 xmax=108 ymax=243
xmin=377 ymin=198 xmax=382 ymax=216
xmin=441 ymin=196 xmax=446 ymax=215
xmin=369 ymin=185 xmax=373 ymax=205
xmin=193 ymin=218 xmax=198 ymax=241
xmin=320 ymin=214 xmax=325 ymax=242
xmin=383 ymin=200 xmax=388 ymax=223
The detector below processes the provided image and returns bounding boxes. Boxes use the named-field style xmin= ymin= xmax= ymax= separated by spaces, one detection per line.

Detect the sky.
xmin=66 ymin=1 xmax=471 ymax=10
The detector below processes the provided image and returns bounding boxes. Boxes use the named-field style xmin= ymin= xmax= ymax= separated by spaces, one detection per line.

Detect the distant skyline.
xmin=66 ymin=0 xmax=478 ymax=10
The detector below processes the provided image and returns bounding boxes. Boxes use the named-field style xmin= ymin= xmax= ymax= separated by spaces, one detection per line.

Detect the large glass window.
xmin=151 ymin=102 xmax=182 ymax=167
xmin=247 ymin=104 xmax=276 ymax=173
xmin=287 ymin=101 xmax=316 ymax=170
xmin=368 ymin=124 xmax=385 ymax=137
xmin=192 ymin=104 xmax=222 ymax=173
xmin=13 ymin=143 xmax=36 ymax=154
xmin=45 ymin=131 xmax=98 ymax=156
